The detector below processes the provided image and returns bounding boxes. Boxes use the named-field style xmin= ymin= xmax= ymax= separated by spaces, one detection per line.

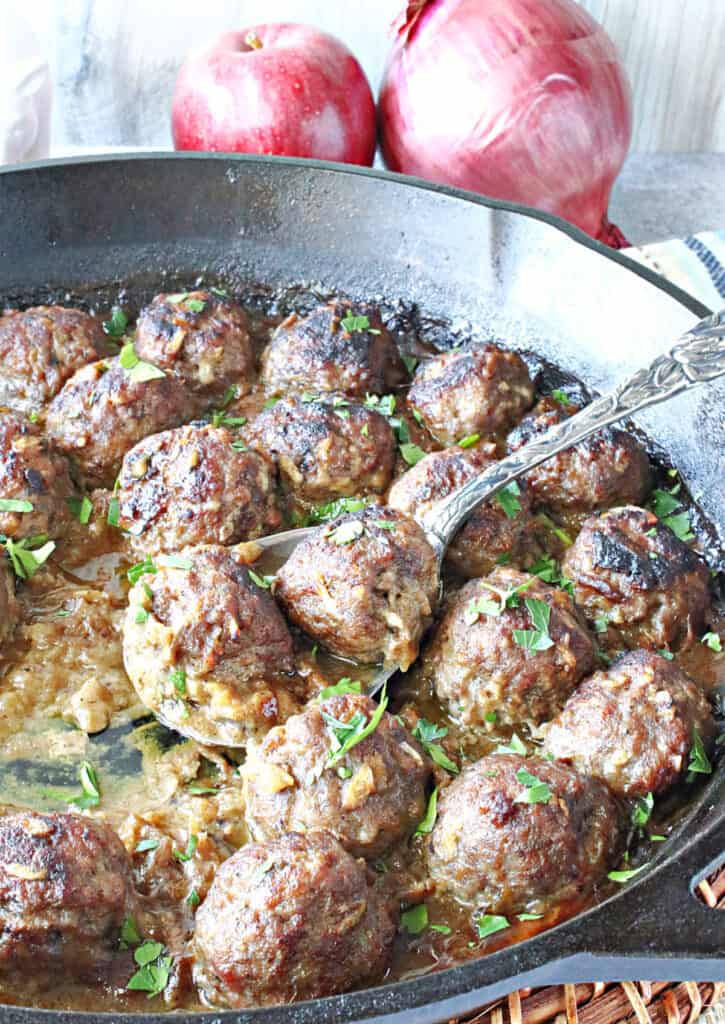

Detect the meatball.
xmin=134 ymin=289 xmax=255 ymax=399
xmin=0 ymin=305 xmax=108 ymax=414
xmin=542 ymin=650 xmax=716 ymax=798
xmin=387 ymin=445 xmax=541 ymax=578
xmin=407 ymin=343 xmax=534 ymax=445
xmin=261 ymin=301 xmax=406 ymax=398
xmin=507 ymin=396 xmax=652 ymax=512
xmin=241 ymin=692 xmax=432 ymax=858
xmin=276 ymin=507 xmax=439 ymax=669
xmin=426 ymin=754 xmax=622 ymax=913
xmin=247 ymin=394 xmax=396 ymax=506
xmin=0 ymin=811 xmax=137 ymax=976
xmin=194 ymin=830 xmax=396 ymax=1008
xmin=562 ymin=506 xmax=711 ymax=649
xmin=0 ymin=413 xmax=74 ymax=540
xmin=116 ymin=423 xmax=281 ymax=556
xmin=46 ymin=356 xmax=197 ymax=487
xmin=425 ymin=567 xmax=597 ymax=728
xmin=0 ymin=561 xmax=19 ymax=647
xmin=123 ymin=544 xmax=299 ymax=745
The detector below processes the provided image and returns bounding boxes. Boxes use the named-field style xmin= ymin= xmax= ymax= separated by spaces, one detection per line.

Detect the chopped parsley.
xmin=594 ymin=615 xmax=610 ymax=634
xmin=248 ymin=569 xmax=275 ymax=589
xmin=340 ymin=313 xmax=380 ymax=335
xmin=529 ymin=555 xmax=574 ymax=595
xmin=134 ymin=607 xmax=149 ymax=624
xmin=169 ymin=669 xmax=187 ymax=696
xmin=159 ymin=554 xmax=193 ymax=570
xmin=119 ymin=342 xmax=166 ymax=384
xmin=537 ymin=513 xmax=573 ymax=546
xmin=317 ymin=677 xmax=362 ymax=701
xmin=549 ymin=389 xmax=571 ymax=406
xmin=702 ymin=632 xmax=722 ymax=653
xmin=514 ymin=767 xmax=552 ymax=804
xmin=1 ymin=536 xmax=55 ymax=579
xmin=475 ymin=914 xmax=510 ymax=939
xmin=211 ymin=411 xmax=246 ymax=429
xmin=107 ymin=497 xmax=121 ymax=527
xmin=364 ymin=394 xmax=396 ymax=418
xmin=401 ymin=904 xmax=428 ymax=935
xmin=430 ymin=923 xmax=452 ymax=935
xmin=658 ymin=649 xmax=674 ymax=661
xmin=127 ymin=556 xmax=157 ymax=585
xmin=513 ymin=598 xmax=554 ymax=652
xmin=495 ymin=481 xmax=522 ymax=519
xmin=458 ymin=433 xmax=480 ymax=449
xmin=185 ymin=298 xmax=206 ymax=313
xmin=69 ymin=761 xmax=101 ymax=810
xmin=103 ymin=307 xmax=128 ymax=338
xmin=687 ymin=728 xmax=712 ymax=781
xmin=401 ymin=353 xmax=419 ymax=374
xmin=120 ymin=916 xmax=142 ymax=948
xmin=172 ymin=834 xmax=198 ymax=863
xmin=518 ymin=912 xmax=544 ymax=921
xmin=127 ymin=941 xmax=173 ymax=999
xmin=187 ymin=785 xmax=219 ymax=796
xmin=0 ymin=498 xmax=33 ymax=513
xmin=608 ymin=864 xmax=648 ymax=883
xmin=415 ymin=787 xmax=438 ymax=836
xmin=631 ymin=792 xmax=654 ymax=830
xmin=186 ymin=888 xmax=200 ymax=909
xmin=650 ymin=488 xmax=694 ymax=542
xmin=263 ymin=396 xmax=281 ymax=409
xmin=495 ymin=733 xmax=527 ymax=756
xmin=135 ymin=839 xmax=160 ymax=853
xmin=464 ymin=576 xmax=535 ymax=624
xmin=412 ymin=719 xmax=459 ymax=774
xmin=322 ymin=685 xmax=388 ymax=766
xmin=400 ymin=443 xmax=426 ymax=466
xmin=325 ymin=519 xmax=365 ymax=546
xmin=304 ymin=496 xmax=370 ymax=525
xmin=67 ymin=495 xmax=93 ymax=524
xmin=374 ymin=519 xmax=396 ymax=531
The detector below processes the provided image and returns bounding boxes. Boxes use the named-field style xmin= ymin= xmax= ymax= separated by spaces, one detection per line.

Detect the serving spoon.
xmin=158 ymin=309 xmax=725 ymax=745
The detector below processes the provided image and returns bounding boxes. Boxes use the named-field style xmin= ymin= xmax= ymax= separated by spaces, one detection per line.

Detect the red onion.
xmin=379 ymin=0 xmax=632 ymax=246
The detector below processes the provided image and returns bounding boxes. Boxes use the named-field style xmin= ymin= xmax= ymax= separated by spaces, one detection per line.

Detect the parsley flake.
xmin=127 ymin=941 xmax=173 ymax=999
xmin=322 ymin=685 xmax=388 ymax=766
xmin=67 ymin=495 xmax=93 ymax=524
xmin=340 ymin=313 xmax=380 ymax=335
xmin=248 ymin=569 xmax=275 ymax=589
xmin=400 ymin=443 xmax=426 ymax=466
xmin=120 ymin=916 xmax=142 ymax=948
xmin=475 ymin=914 xmax=510 ymax=939
xmin=631 ymin=792 xmax=654 ymax=829
xmin=317 ymin=678 xmax=362 ymax=701
xmin=325 ymin=519 xmax=364 ymax=545
xmin=687 ymin=728 xmax=712 ymax=780
xmin=172 ymin=834 xmax=198 ymax=863
xmin=68 ymin=760 xmax=101 ymax=810
xmin=702 ymin=632 xmax=722 ymax=653
xmin=127 ymin=556 xmax=157 ymax=586
xmin=135 ymin=839 xmax=160 ymax=853
xmin=2 ymin=536 xmax=55 ymax=579
xmin=412 ymin=719 xmax=459 ymax=774
xmin=0 ymin=498 xmax=33 ymax=513
xmin=119 ymin=342 xmax=166 ymax=384
xmin=304 ymin=496 xmax=370 ymax=525
xmin=186 ymin=888 xmax=200 ymax=909
xmin=495 ymin=733 xmax=527 ymax=756
xmin=401 ymin=904 xmax=428 ymax=935
xmin=458 ymin=433 xmax=480 ymax=449
xmin=496 ymin=481 xmax=522 ymax=519
xmin=401 ymin=353 xmax=419 ymax=374
xmin=103 ymin=307 xmax=128 ymax=339
xmin=513 ymin=598 xmax=554 ymax=652
xmin=514 ymin=767 xmax=552 ymax=804
xmin=415 ymin=788 xmax=438 ymax=836
xmin=608 ymin=864 xmax=648 ymax=883
xmin=107 ymin=497 xmax=121 ymax=527
xmin=170 ymin=669 xmax=187 ymax=696
xmin=518 ymin=912 xmax=544 ymax=921
xmin=550 ymin=389 xmax=571 ymax=406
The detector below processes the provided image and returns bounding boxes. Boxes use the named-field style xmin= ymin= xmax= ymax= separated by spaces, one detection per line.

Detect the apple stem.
xmin=245 ymin=32 xmax=263 ymax=50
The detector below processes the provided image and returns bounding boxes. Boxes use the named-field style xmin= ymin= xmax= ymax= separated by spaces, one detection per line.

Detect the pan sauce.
xmin=0 ymin=291 xmax=722 ymax=1012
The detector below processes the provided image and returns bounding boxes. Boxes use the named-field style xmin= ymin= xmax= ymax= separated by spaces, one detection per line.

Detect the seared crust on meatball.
xmin=261 ymin=302 xmax=406 ymax=398
xmin=46 ymin=357 xmax=196 ymax=487
xmin=134 ymin=290 xmax=255 ymax=399
xmin=0 ymin=561 xmax=19 ymax=647
xmin=276 ymin=507 xmax=439 ymax=669
xmin=194 ymin=830 xmax=396 ymax=1008
xmin=0 ymin=413 xmax=74 ymax=540
xmin=0 ymin=811 xmax=137 ymax=975
xmin=562 ymin=506 xmax=711 ymax=649
xmin=123 ymin=544 xmax=299 ymax=745
xmin=0 ymin=306 xmax=108 ymax=414
xmin=425 ymin=567 xmax=597 ymax=727
xmin=241 ymin=693 xmax=432 ymax=858
xmin=426 ymin=754 xmax=622 ymax=913
xmin=507 ymin=397 xmax=652 ymax=512
xmin=542 ymin=650 xmax=716 ymax=798
xmin=387 ymin=445 xmax=541 ymax=578
xmin=117 ymin=423 xmax=281 ymax=555
xmin=247 ymin=394 xmax=396 ymax=505
xmin=407 ymin=343 xmax=534 ymax=445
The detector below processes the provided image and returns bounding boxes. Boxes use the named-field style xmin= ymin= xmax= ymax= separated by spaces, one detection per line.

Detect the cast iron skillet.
xmin=0 ymin=155 xmax=722 ymax=1024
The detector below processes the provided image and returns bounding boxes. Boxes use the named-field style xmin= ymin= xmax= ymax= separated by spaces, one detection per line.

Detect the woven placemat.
xmin=452 ymin=865 xmax=723 ymax=1024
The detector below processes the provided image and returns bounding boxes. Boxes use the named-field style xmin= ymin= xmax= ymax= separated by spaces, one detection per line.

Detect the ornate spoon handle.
xmin=422 ymin=309 xmax=725 ymax=553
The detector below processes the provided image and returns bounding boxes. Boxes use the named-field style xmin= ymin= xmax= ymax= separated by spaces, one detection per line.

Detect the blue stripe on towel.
xmin=684 ymin=235 xmax=725 ymax=299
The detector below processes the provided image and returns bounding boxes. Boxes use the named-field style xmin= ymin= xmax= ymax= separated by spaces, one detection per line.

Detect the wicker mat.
xmin=453 ymin=865 xmax=724 ymax=1024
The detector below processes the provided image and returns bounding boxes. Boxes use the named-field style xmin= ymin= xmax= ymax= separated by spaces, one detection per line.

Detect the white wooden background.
xmin=25 ymin=0 xmax=725 ymax=153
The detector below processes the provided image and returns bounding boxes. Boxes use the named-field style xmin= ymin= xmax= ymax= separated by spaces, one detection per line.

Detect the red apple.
xmin=172 ymin=24 xmax=376 ymax=165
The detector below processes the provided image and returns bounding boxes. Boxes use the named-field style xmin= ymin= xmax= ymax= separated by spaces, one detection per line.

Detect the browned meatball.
xmin=0 ymin=413 xmax=74 ymax=540
xmin=0 ymin=305 xmax=108 ymax=414
xmin=276 ymin=507 xmax=439 ymax=669
xmin=241 ymin=693 xmax=432 ymax=858
xmin=507 ymin=396 xmax=652 ymax=512
xmin=116 ymin=423 xmax=281 ymax=556
xmin=0 ymin=561 xmax=19 ymax=647
xmin=194 ymin=830 xmax=396 ymax=1008
xmin=387 ymin=445 xmax=541 ymax=578
xmin=542 ymin=650 xmax=716 ymax=798
xmin=46 ymin=357 xmax=196 ymax=487
xmin=134 ymin=289 xmax=255 ymax=399
xmin=247 ymin=394 xmax=395 ymax=505
xmin=424 ymin=567 xmax=597 ymax=728
xmin=123 ymin=544 xmax=299 ymax=745
xmin=0 ymin=811 xmax=137 ymax=976
xmin=407 ymin=343 xmax=534 ymax=445
xmin=261 ymin=301 xmax=406 ymax=398
xmin=562 ymin=506 xmax=711 ymax=649
xmin=426 ymin=754 xmax=622 ymax=913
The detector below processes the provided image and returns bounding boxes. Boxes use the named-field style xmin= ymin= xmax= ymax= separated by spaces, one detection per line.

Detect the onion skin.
xmin=380 ymin=0 xmax=632 ymax=245
xmin=172 ymin=24 xmax=376 ymax=166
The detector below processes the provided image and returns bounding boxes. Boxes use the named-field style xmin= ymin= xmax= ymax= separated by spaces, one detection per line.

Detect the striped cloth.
xmin=623 ymin=230 xmax=725 ymax=309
